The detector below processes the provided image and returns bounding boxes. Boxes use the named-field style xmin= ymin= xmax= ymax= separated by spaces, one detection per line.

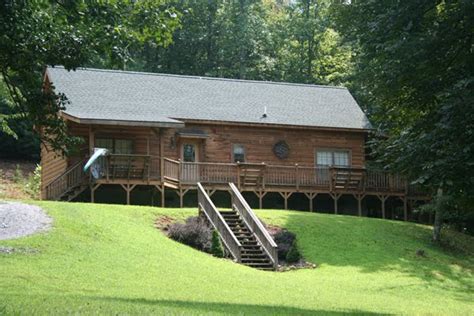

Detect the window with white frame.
xmin=232 ymin=144 xmax=245 ymax=162
xmin=316 ymin=149 xmax=350 ymax=167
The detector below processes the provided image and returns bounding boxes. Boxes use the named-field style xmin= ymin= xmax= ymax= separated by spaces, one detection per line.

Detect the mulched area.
xmin=155 ymin=214 xmax=317 ymax=272
xmin=154 ymin=215 xmax=175 ymax=232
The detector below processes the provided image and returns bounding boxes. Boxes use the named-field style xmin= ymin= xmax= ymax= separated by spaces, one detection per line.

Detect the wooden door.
xmin=181 ymin=142 xmax=200 ymax=183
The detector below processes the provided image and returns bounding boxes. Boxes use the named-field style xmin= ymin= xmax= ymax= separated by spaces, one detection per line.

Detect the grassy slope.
xmin=0 ymin=201 xmax=473 ymax=315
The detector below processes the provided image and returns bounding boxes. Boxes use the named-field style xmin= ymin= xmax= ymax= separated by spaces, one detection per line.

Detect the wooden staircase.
xmin=197 ymin=182 xmax=278 ymax=270
xmin=238 ymin=163 xmax=266 ymax=188
xmin=330 ymin=167 xmax=366 ymax=192
xmin=220 ymin=210 xmax=274 ymax=270
xmin=44 ymin=159 xmax=88 ymax=201
xmin=58 ymin=183 xmax=87 ymax=201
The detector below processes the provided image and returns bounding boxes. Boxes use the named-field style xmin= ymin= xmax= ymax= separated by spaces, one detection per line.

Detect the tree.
xmin=0 ymin=0 xmax=180 ymax=154
xmin=332 ymin=0 xmax=474 ymax=241
xmin=272 ymin=0 xmax=353 ymax=85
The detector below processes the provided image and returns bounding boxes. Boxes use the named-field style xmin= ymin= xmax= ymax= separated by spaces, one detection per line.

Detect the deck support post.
xmin=304 ymin=192 xmax=317 ymax=212
xmin=402 ymin=197 xmax=408 ymax=221
xmin=331 ymin=193 xmax=341 ymax=214
xmin=161 ymin=184 xmax=166 ymax=207
xmin=256 ymin=191 xmax=267 ymax=209
xmin=120 ymin=184 xmax=137 ymax=205
xmin=354 ymin=194 xmax=365 ymax=217
xmin=279 ymin=192 xmax=292 ymax=210
xmin=377 ymin=195 xmax=389 ymax=219
xmin=179 ymin=188 xmax=190 ymax=208
xmin=90 ymin=183 xmax=101 ymax=203
xmin=154 ymin=185 xmax=164 ymax=207
xmin=206 ymin=188 xmax=216 ymax=197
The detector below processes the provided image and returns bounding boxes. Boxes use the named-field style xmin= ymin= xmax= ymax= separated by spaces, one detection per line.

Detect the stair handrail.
xmin=44 ymin=159 xmax=87 ymax=200
xmin=197 ymin=183 xmax=242 ymax=262
xmin=229 ymin=182 xmax=278 ymax=268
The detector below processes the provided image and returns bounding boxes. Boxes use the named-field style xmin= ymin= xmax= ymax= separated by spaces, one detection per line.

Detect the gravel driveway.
xmin=0 ymin=201 xmax=52 ymax=240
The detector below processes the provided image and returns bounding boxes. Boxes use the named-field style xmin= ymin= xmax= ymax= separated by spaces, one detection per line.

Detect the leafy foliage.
xmin=0 ymin=93 xmax=39 ymax=160
xmin=331 ymin=0 xmax=474 ymax=239
xmin=168 ymin=216 xmax=211 ymax=251
xmin=273 ymin=229 xmax=297 ymax=260
xmin=135 ymin=0 xmax=352 ymax=84
xmin=0 ymin=0 xmax=180 ymax=154
xmin=285 ymin=242 xmax=302 ymax=263
xmin=210 ymin=230 xmax=224 ymax=258
xmin=24 ymin=164 xmax=42 ymax=199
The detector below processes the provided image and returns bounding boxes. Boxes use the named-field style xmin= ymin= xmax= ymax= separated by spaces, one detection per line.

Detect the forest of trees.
xmin=1 ymin=0 xmax=473 ymax=239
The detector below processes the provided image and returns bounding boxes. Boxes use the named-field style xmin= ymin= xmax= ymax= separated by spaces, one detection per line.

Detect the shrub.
xmin=274 ymin=230 xmax=296 ymax=260
xmin=210 ymin=230 xmax=224 ymax=258
xmin=12 ymin=165 xmax=23 ymax=183
xmin=168 ymin=216 xmax=211 ymax=251
xmin=24 ymin=164 xmax=41 ymax=199
xmin=286 ymin=242 xmax=302 ymax=263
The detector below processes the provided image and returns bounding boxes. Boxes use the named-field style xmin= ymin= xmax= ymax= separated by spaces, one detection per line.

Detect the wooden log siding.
xmin=161 ymin=123 xmax=366 ymax=167
xmin=40 ymin=143 xmax=68 ymax=199
xmin=42 ymin=120 xmax=377 ymax=201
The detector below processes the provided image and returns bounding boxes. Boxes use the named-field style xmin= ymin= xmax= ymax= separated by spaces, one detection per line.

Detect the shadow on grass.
xmin=88 ymin=296 xmax=387 ymax=315
xmin=276 ymin=211 xmax=474 ymax=301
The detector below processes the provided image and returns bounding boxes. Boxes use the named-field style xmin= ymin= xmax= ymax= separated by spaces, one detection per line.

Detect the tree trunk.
xmin=432 ymin=188 xmax=443 ymax=242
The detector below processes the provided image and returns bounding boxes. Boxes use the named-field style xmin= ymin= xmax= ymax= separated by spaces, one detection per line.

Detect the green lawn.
xmin=1 ymin=201 xmax=473 ymax=315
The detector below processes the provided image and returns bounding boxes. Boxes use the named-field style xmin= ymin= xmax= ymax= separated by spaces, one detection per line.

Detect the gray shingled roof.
xmin=46 ymin=66 xmax=371 ymax=130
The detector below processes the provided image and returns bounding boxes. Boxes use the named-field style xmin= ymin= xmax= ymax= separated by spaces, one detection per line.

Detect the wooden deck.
xmin=44 ymin=154 xmax=430 ymax=220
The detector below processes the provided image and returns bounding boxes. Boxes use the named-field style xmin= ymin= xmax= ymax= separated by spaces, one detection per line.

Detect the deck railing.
xmin=87 ymin=154 xmax=414 ymax=195
xmin=197 ymin=183 xmax=242 ymax=262
xmin=44 ymin=159 xmax=86 ymax=200
xmin=229 ymin=183 xmax=278 ymax=268
xmin=91 ymin=154 xmax=160 ymax=181
xmin=164 ymin=158 xmax=180 ymax=182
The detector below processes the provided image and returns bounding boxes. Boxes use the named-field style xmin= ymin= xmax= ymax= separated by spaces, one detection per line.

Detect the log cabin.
xmin=41 ymin=66 xmax=427 ymax=220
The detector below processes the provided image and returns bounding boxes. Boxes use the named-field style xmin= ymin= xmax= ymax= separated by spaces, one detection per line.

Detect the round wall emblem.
xmin=273 ymin=140 xmax=290 ymax=159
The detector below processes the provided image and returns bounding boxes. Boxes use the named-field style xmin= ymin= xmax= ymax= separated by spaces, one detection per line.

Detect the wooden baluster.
xmin=295 ymin=163 xmax=299 ymax=191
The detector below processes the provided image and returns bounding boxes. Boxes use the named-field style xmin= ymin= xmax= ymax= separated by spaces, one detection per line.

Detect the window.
xmin=316 ymin=149 xmax=350 ymax=167
xmin=96 ymin=138 xmax=113 ymax=152
xmin=232 ymin=144 xmax=245 ymax=162
xmin=115 ymin=139 xmax=133 ymax=154
xmin=96 ymin=138 xmax=133 ymax=154
xmin=316 ymin=151 xmax=333 ymax=166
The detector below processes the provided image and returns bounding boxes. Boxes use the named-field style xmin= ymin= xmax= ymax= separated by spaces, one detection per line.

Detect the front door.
xmin=181 ymin=142 xmax=200 ymax=183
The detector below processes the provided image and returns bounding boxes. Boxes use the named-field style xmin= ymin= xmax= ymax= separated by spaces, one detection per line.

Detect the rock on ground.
xmin=0 ymin=201 xmax=52 ymax=240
